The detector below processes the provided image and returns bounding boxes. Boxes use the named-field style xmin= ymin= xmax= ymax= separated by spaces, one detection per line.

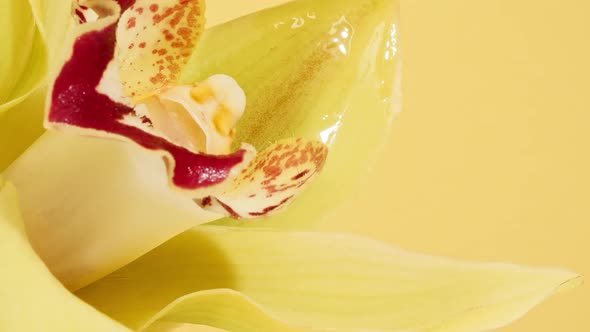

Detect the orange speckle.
xmin=167 ymin=63 xmax=181 ymax=74
xmin=170 ymin=9 xmax=185 ymax=28
xmin=163 ymin=29 xmax=174 ymax=41
xmin=171 ymin=41 xmax=184 ymax=48
xmin=187 ymin=5 xmax=199 ymax=27
xmin=139 ymin=42 xmax=146 ymax=48
xmin=150 ymin=73 xmax=166 ymax=84
xmin=177 ymin=27 xmax=191 ymax=41
xmin=127 ymin=17 xmax=136 ymax=29
xmin=153 ymin=8 xmax=174 ymax=24
xmin=149 ymin=4 xmax=159 ymax=12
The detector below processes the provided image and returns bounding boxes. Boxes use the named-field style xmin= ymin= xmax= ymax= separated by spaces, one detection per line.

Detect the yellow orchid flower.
xmin=0 ymin=0 xmax=581 ymax=332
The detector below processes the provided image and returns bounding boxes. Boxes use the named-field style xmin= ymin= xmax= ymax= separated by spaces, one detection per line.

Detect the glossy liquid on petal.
xmin=183 ymin=0 xmax=401 ymax=228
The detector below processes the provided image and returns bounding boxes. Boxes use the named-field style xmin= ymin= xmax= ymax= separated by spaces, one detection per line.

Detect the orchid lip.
xmin=46 ymin=0 xmax=329 ymax=219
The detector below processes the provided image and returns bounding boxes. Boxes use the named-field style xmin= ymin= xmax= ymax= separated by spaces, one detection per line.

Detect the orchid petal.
xmin=0 ymin=0 xmax=72 ymax=171
xmin=27 ymin=0 xmax=75 ymax=70
xmin=3 ymin=131 xmax=223 ymax=290
xmin=0 ymin=0 xmax=72 ymax=112
xmin=116 ymin=0 xmax=206 ymax=97
xmin=182 ymin=0 xmax=401 ymax=228
xmin=205 ymin=0 xmax=291 ymax=27
xmin=147 ymin=322 xmax=228 ymax=332
xmin=198 ymin=139 xmax=328 ymax=219
xmin=0 ymin=0 xmax=46 ymax=112
xmin=0 ymin=180 xmax=130 ymax=331
xmin=0 ymin=89 xmax=45 ymax=172
xmin=142 ymin=290 xmax=312 ymax=332
xmin=77 ymin=226 xmax=580 ymax=332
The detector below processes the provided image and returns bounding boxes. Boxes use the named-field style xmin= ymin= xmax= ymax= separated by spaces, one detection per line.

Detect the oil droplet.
xmin=326 ymin=16 xmax=354 ymax=56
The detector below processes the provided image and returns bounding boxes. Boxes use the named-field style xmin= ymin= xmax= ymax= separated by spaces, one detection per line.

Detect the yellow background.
xmin=211 ymin=1 xmax=590 ymax=331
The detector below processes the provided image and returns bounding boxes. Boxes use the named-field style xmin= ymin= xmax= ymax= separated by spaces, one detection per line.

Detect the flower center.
xmin=136 ymin=74 xmax=246 ymax=155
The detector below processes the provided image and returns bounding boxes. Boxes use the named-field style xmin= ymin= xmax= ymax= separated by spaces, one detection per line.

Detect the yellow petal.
xmin=77 ymin=226 xmax=580 ymax=332
xmin=142 ymin=290 xmax=312 ymax=332
xmin=205 ymin=0 xmax=291 ymax=27
xmin=27 ymin=0 xmax=75 ymax=71
xmin=0 ymin=0 xmax=46 ymax=112
xmin=3 ymin=131 xmax=223 ymax=290
xmin=0 ymin=0 xmax=73 ymax=112
xmin=0 ymin=180 xmax=130 ymax=331
xmin=116 ymin=0 xmax=207 ymax=97
xmin=183 ymin=0 xmax=401 ymax=229
xmin=147 ymin=322 xmax=228 ymax=332
xmin=0 ymin=89 xmax=45 ymax=172
xmin=0 ymin=0 xmax=72 ymax=169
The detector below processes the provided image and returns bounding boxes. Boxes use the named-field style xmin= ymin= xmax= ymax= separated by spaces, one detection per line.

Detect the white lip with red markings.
xmin=47 ymin=0 xmax=328 ymax=219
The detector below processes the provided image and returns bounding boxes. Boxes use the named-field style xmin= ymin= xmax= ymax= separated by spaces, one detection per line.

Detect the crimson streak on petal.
xmin=117 ymin=0 xmax=136 ymax=11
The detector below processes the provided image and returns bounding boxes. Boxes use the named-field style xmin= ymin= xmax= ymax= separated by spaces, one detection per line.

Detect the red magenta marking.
xmin=117 ymin=0 xmax=136 ymax=11
xmin=215 ymin=198 xmax=242 ymax=219
xmin=291 ymin=170 xmax=310 ymax=181
xmin=249 ymin=196 xmax=294 ymax=217
xmin=201 ymin=196 xmax=212 ymax=207
xmin=75 ymin=9 xmax=87 ymax=23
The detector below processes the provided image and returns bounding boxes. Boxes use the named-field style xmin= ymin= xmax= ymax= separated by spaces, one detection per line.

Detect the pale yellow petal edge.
xmin=140 ymin=262 xmax=581 ymax=332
